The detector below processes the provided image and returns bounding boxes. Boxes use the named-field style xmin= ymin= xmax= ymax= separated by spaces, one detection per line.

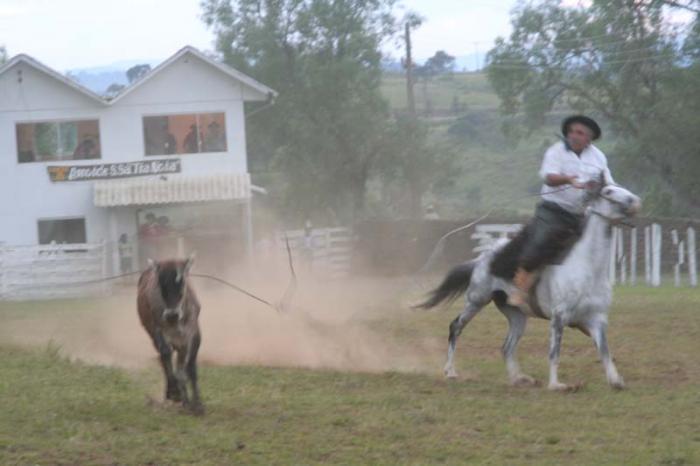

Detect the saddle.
xmin=489 ymin=221 xmax=579 ymax=281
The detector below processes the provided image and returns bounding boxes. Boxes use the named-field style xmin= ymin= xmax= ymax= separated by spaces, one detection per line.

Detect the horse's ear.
xmin=184 ymin=252 xmax=195 ymax=275
xmin=598 ymin=171 xmax=607 ymax=187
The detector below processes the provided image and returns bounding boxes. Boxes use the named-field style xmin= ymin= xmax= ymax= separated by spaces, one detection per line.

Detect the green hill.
xmin=379 ymin=72 xmax=557 ymax=218
xmin=381 ymin=72 xmax=499 ymax=114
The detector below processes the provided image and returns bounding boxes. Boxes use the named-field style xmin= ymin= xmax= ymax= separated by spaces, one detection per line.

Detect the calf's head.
xmin=148 ymin=256 xmax=195 ymax=325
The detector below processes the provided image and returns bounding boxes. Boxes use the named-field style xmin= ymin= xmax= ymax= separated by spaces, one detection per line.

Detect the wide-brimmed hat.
xmin=562 ymin=115 xmax=601 ymax=140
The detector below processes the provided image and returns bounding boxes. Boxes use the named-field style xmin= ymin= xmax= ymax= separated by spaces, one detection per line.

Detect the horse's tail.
xmin=414 ymin=261 xmax=475 ymax=310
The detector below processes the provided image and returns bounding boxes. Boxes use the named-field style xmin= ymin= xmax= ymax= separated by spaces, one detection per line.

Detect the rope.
xmin=1 ymin=270 xmax=144 ymax=293
xmin=277 ymin=233 xmax=298 ymax=313
xmin=189 ymin=273 xmax=279 ymax=311
xmin=2 ymin=238 xmax=299 ymax=313
xmin=416 ymin=185 xmax=575 ymax=274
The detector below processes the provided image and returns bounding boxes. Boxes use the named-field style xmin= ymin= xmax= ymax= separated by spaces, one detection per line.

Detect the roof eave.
xmin=108 ymin=46 xmax=277 ymax=105
xmin=0 ymin=54 xmax=107 ymax=105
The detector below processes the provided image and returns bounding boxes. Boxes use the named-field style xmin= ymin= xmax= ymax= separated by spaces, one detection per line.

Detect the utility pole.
xmin=405 ymin=22 xmax=416 ymax=116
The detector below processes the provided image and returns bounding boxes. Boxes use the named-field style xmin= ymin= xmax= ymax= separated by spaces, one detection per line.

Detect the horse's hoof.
xmin=609 ymin=377 xmax=625 ymax=391
xmin=188 ymin=402 xmax=205 ymax=416
xmin=444 ymin=368 xmax=458 ymax=379
xmin=511 ymin=374 xmax=539 ymax=387
xmin=548 ymin=381 xmax=582 ymax=392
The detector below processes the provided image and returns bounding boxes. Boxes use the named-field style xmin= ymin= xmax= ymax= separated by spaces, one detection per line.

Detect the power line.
xmin=486 ymin=46 xmax=681 ymax=65
xmin=485 ymin=51 xmax=686 ymax=70
xmin=485 ymin=50 xmax=686 ymax=66
xmin=488 ymin=35 xmax=691 ymax=59
xmin=489 ymin=20 xmax=696 ymax=49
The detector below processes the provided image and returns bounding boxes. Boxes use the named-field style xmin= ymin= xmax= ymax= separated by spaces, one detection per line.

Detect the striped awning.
xmin=94 ymin=173 xmax=251 ymax=207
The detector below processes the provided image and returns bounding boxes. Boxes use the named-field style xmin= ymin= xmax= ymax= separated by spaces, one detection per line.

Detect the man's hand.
xmin=570 ymin=177 xmax=586 ymax=189
xmin=583 ymin=179 xmax=601 ymax=191
xmin=545 ymin=174 xmax=585 ymax=188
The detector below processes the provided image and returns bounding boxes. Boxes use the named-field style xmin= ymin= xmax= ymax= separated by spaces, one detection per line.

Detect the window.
xmin=143 ymin=112 xmax=227 ymax=156
xmin=37 ymin=218 xmax=87 ymax=245
xmin=16 ymin=120 xmax=101 ymax=163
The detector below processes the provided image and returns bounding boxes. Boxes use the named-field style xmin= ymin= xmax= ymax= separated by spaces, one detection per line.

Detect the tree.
xmin=126 ymin=64 xmax=151 ymax=83
xmin=422 ymin=50 xmax=455 ymax=76
xmin=104 ymin=83 xmax=126 ymax=98
xmin=410 ymin=50 xmax=455 ymax=116
xmin=0 ymin=46 xmax=7 ymax=65
xmin=486 ymin=0 xmax=700 ymax=213
xmin=379 ymin=115 xmax=457 ymax=217
xmin=655 ymin=0 xmax=700 ymax=13
xmin=202 ymin=0 xmax=400 ymax=222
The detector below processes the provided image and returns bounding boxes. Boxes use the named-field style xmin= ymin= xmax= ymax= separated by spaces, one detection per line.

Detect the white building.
xmin=0 ymin=46 xmax=275 ymax=275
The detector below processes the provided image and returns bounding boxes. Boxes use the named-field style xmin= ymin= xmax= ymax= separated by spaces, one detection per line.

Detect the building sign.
xmin=48 ymin=159 xmax=181 ymax=182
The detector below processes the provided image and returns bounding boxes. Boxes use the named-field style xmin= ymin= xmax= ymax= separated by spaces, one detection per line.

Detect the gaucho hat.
xmin=562 ymin=115 xmax=601 ymax=140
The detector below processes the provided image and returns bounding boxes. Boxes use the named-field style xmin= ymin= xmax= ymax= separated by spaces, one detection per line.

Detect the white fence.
xmin=472 ymin=224 xmax=523 ymax=254
xmin=610 ymin=225 xmax=698 ymax=287
xmin=0 ymin=242 xmax=110 ymax=300
xmin=279 ymin=227 xmax=355 ymax=279
xmin=471 ymin=223 xmax=698 ymax=287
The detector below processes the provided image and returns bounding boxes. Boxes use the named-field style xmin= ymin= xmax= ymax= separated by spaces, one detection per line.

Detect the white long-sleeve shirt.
xmin=539 ymin=141 xmax=614 ymax=214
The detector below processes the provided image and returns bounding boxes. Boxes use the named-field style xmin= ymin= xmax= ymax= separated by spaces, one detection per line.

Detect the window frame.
xmin=36 ymin=216 xmax=88 ymax=245
xmin=15 ymin=118 xmax=102 ymax=164
xmin=141 ymin=111 xmax=228 ymax=157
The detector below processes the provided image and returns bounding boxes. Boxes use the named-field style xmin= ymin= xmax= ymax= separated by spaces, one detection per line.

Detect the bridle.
xmin=587 ymin=189 xmax=636 ymax=228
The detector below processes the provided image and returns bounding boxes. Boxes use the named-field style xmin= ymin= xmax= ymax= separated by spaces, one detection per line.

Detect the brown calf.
xmin=137 ymin=256 xmax=203 ymax=415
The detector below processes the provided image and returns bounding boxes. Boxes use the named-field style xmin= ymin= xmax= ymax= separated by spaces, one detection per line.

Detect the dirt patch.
xmin=0 ymin=274 xmax=437 ymax=373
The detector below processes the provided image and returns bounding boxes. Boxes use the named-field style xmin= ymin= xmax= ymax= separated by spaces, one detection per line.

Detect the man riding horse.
xmin=509 ymin=115 xmax=614 ymax=306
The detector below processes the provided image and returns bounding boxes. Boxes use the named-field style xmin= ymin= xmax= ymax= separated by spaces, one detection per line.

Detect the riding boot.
xmin=508 ymin=268 xmax=536 ymax=307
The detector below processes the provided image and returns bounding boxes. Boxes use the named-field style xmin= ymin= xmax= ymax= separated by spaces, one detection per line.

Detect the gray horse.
xmin=418 ymin=183 xmax=641 ymax=390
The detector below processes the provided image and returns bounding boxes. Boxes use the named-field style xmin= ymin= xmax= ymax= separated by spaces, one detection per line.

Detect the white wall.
xmin=0 ymin=52 xmax=262 ymax=246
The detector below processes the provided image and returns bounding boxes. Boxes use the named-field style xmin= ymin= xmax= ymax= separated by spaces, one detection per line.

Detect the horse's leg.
xmin=547 ymin=314 xmax=570 ymax=391
xmin=444 ymin=302 xmax=483 ymax=378
xmin=154 ymin=331 xmax=179 ymax=401
xmin=185 ymin=332 xmax=204 ymax=415
xmin=496 ymin=303 xmax=536 ymax=386
xmin=589 ymin=318 xmax=625 ymax=390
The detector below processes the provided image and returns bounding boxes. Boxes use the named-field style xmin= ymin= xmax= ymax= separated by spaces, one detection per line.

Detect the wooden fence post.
xmin=617 ymin=227 xmax=626 ymax=285
xmin=101 ymin=239 xmax=110 ymax=295
xmin=609 ymin=227 xmax=618 ymax=285
xmin=651 ymin=223 xmax=662 ymax=287
xmin=630 ymin=228 xmax=637 ymax=286
xmin=688 ymin=227 xmax=697 ymax=287
xmin=644 ymin=226 xmax=652 ymax=285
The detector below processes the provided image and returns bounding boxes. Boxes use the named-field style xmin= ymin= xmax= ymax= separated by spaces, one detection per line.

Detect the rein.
xmin=589 ymin=191 xmax=637 ymax=228
xmin=589 ymin=209 xmax=635 ymax=228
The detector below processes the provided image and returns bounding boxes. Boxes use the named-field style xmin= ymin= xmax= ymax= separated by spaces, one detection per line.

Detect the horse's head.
xmin=586 ymin=174 xmax=641 ymax=223
xmin=148 ymin=255 xmax=195 ymax=325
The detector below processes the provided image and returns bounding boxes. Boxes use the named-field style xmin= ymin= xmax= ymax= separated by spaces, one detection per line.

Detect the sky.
xmin=0 ymin=0 xmax=518 ymax=71
xmin=0 ymin=0 xmax=693 ymax=72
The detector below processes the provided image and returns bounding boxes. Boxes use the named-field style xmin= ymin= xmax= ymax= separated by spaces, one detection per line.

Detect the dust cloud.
xmin=0 ymin=266 xmax=438 ymax=374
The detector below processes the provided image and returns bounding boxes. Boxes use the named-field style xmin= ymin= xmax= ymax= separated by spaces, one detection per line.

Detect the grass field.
xmin=381 ymin=72 xmax=500 ymax=114
xmin=1 ymin=284 xmax=699 ymax=465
